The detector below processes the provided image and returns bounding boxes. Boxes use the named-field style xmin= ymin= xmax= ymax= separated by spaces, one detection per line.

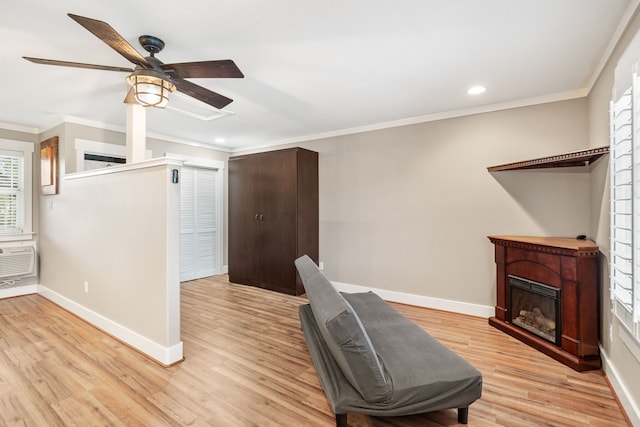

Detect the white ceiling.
xmin=1 ymin=0 xmax=636 ymax=151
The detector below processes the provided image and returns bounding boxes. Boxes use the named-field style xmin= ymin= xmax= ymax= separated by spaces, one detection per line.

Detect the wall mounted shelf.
xmin=487 ymin=146 xmax=609 ymax=172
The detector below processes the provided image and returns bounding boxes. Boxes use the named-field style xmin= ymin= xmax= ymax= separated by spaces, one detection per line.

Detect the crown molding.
xmin=252 ymin=88 xmax=589 ymax=151
xmin=59 ymin=115 xmax=232 ymax=153
xmin=0 ymin=121 xmax=40 ymax=134
xmin=586 ymin=0 xmax=640 ymax=91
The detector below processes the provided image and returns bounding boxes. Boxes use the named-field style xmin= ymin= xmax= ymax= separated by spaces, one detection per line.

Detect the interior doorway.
xmin=179 ymin=165 xmax=223 ymax=282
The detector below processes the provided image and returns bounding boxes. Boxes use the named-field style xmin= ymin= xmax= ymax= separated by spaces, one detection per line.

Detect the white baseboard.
xmin=600 ymin=346 xmax=640 ymax=426
xmin=331 ymin=281 xmax=494 ymax=318
xmin=0 ymin=284 xmax=38 ymax=299
xmin=38 ymin=285 xmax=183 ymax=366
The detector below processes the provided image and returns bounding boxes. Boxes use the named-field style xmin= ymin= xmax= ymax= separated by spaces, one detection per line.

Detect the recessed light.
xmin=214 ymin=137 xmax=226 ymax=144
xmin=467 ymin=86 xmax=486 ymax=95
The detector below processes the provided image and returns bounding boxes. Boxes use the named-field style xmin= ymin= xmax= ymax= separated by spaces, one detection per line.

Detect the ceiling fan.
xmin=23 ymin=13 xmax=244 ymax=109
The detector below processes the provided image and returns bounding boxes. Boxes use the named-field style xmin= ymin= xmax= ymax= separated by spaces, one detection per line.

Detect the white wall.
xmin=59 ymin=122 xmax=232 ymax=268
xmin=38 ymin=159 xmax=183 ymax=364
xmin=31 ymin=121 xmax=232 ymax=365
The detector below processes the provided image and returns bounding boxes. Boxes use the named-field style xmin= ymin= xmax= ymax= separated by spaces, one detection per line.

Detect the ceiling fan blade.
xmin=161 ymin=60 xmax=244 ymax=79
xmin=172 ymin=78 xmax=233 ymax=109
xmin=67 ymin=13 xmax=150 ymax=69
xmin=23 ymin=56 xmax=133 ymax=72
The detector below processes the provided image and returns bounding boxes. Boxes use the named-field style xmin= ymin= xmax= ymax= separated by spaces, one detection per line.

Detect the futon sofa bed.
xmin=295 ymin=255 xmax=483 ymax=426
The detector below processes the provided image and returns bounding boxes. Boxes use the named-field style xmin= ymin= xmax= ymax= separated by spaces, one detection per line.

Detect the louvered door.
xmin=180 ymin=167 xmax=219 ymax=282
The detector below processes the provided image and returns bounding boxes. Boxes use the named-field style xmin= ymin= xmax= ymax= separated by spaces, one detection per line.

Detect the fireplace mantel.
xmin=487 ymin=235 xmax=601 ymax=371
xmin=488 ymin=235 xmax=599 ymax=257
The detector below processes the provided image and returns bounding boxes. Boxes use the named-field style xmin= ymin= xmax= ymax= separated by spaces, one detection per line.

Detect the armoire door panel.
xmin=228 ymin=147 xmax=318 ymax=295
xmin=229 ymin=154 xmax=262 ymax=283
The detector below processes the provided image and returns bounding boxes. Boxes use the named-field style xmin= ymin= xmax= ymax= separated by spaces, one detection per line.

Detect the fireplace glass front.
xmin=508 ymin=275 xmax=561 ymax=345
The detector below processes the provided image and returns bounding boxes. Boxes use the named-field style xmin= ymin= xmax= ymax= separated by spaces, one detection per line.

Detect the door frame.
xmin=166 ymin=153 xmax=225 ymax=278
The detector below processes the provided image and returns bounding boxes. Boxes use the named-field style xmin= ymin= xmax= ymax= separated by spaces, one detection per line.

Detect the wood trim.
xmin=488 ymin=235 xmax=600 ymax=257
xmin=487 ymin=146 xmax=609 ymax=172
xmin=40 ymin=136 xmax=59 ymax=195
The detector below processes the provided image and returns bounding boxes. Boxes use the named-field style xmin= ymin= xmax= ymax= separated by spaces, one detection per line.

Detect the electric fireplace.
xmin=509 ymin=275 xmax=560 ymax=345
xmin=488 ymin=236 xmax=600 ymax=371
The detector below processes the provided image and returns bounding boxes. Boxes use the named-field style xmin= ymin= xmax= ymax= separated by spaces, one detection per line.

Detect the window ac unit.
xmin=0 ymin=245 xmax=36 ymax=279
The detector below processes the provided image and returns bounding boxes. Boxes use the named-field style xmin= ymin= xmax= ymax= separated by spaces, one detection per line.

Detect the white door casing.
xmin=170 ymin=155 xmax=224 ymax=282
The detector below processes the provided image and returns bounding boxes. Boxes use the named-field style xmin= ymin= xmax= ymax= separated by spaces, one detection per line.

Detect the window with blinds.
xmin=0 ymin=151 xmax=25 ymax=233
xmin=611 ymin=80 xmax=640 ymax=341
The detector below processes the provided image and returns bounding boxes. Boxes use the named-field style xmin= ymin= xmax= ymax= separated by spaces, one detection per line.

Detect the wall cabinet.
xmin=228 ymin=148 xmax=318 ymax=295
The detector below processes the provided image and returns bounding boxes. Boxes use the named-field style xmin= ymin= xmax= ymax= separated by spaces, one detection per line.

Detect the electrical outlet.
xmin=319 ymin=261 xmax=324 ymax=270
xmin=84 ymin=281 xmax=89 ymax=293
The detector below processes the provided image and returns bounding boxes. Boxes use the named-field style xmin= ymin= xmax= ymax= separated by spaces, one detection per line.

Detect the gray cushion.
xmin=342 ymin=291 xmax=483 ymax=413
xmin=299 ymin=295 xmax=483 ymax=416
xmin=295 ymin=255 xmax=391 ymax=403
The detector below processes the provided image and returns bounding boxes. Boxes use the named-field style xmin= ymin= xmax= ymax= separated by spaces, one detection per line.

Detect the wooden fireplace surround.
xmin=487 ymin=236 xmax=601 ymax=371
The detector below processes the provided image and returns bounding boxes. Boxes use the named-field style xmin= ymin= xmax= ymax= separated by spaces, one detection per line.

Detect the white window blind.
xmin=0 ymin=150 xmax=25 ymax=233
xmin=634 ymin=73 xmax=640 ymax=327
xmin=611 ymin=77 xmax=640 ymax=342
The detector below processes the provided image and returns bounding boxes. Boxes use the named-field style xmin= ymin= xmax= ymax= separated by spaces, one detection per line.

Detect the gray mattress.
xmin=299 ymin=291 xmax=482 ymax=416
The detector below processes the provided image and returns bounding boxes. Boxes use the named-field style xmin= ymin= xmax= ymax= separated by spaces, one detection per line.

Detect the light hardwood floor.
xmin=0 ymin=275 xmax=630 ymax=426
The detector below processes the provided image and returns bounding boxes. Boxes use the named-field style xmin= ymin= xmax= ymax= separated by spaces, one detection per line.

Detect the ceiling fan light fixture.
xmin=126 ymin=69 xmax=175 ymax=108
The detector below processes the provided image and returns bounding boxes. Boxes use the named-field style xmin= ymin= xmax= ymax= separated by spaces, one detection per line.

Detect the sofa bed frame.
xmin=295 ymin=255 xmax=483 ymax=426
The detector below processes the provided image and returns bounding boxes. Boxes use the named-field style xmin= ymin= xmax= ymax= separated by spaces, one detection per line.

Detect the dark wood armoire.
xmin=228 ymin=147 xmax=318 ymax=295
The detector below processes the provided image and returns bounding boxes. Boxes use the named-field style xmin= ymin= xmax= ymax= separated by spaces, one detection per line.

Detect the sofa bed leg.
xmin=457 ymin=407 xmax=469 ymax=424
xmin=336 ymin=413 xmax=347 ymax=427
